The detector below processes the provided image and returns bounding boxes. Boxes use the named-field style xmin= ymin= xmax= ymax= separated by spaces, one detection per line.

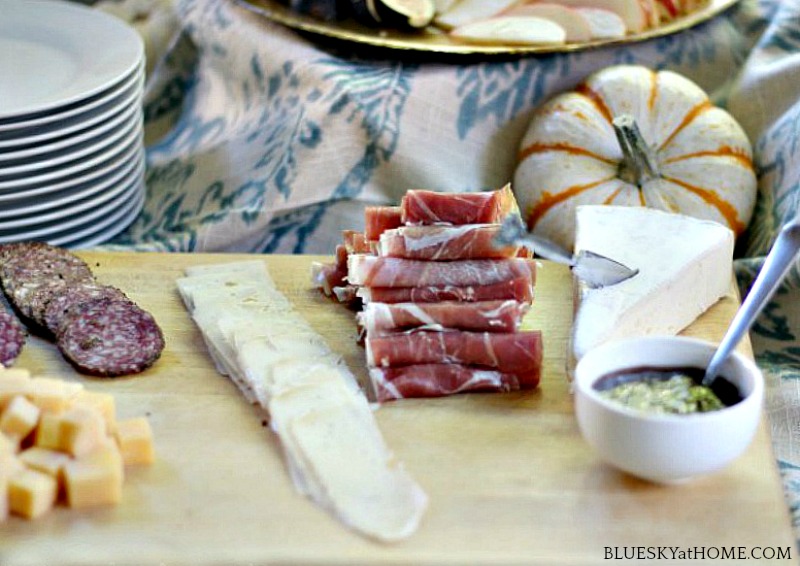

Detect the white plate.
xmin=0 ymin=159 xmax=145 ymax=229
xmin=0 ymin=148 xmax=143 ymax=216
xmin=0 ymin=172 xmax=143 ymax=242
xmin=61 ymin=190 xmax=144 ymax=249
xmin=0 ymin=139 xmax=142 ymax=199
xmin=0 ymin=112 xmax=141 ymax=175
xmin=0 ymin=0 xmax=143 ymax=120
xmin=42 ymin=187 xmax=144 ymax=250
xmin=0 ymin=119 xmax=142 ymax=187
xmin=0 ymin=98 xmax=140 ymax=161
xmin=0 ymin=62 xmax=142 ymax=136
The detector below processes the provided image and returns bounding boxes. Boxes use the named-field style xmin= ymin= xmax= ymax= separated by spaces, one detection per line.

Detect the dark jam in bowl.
xmin=593 ymin=366 xmax=744 ymax=414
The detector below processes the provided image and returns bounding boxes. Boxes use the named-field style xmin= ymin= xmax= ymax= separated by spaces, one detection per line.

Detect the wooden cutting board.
xmin=2 ymin=252 xmax=795 ymax=565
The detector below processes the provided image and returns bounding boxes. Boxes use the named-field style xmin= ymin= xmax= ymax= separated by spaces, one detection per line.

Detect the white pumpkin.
xmin=513 ymin=65 xmax=757 ymax=251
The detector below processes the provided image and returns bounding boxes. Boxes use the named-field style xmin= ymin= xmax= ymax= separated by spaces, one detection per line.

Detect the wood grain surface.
xmin=1 ymin=252 xmax=794 ymax=565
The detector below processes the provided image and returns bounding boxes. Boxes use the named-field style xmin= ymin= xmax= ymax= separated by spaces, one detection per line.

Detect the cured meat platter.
xmin=2 ymin=251 xmax=794 ymax=565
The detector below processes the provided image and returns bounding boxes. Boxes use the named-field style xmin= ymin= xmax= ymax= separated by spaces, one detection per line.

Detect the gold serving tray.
xmin=237 ymin=0 xmax=740 ymax=55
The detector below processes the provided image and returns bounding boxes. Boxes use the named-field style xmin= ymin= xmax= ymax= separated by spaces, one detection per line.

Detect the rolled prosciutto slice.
xmin=342 ymin=230 xmax=373 ymax=254
xmin=369 ymin=364 xmax=540 ymax=402
xmin=366 ymin=330 xmax=543 ymax=374
xmin=348 ymin=256 xmax=536 ymax=288
xmin=364 ymin=206 xmax=403 ymax=241
xmin=359 ymin=300 xmax=529 ymax=335
xmin=356 ymin=277 xmax=534 ymax=304
xmin=378 ymin=224 xmax=522 ymax=260
xmin=311 ymin=245 xmax=349 ymax=297
xmin=401 ymin=184 xmax=518 ymax=226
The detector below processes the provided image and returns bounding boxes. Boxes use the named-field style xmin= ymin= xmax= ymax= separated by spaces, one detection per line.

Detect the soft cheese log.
xmin=571 ymin=205 xmax=734 ymax=360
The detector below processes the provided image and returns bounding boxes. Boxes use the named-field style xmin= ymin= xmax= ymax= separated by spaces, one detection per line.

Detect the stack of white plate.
xmin=0 ymin=0 xmax=146 ymax=249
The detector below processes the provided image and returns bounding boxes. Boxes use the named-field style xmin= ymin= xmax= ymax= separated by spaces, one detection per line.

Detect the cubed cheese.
xmin=0 ymin=368 xmax=31 ymax=380
xmin=114 ymin=417 xmax=154 ymax=466
xmin=0 ymin=395 xmax=40 ymax=440
xmin=8 ymin=468 xmax=57 ymax=519
xmin=0 ymin=376 xmax=32 ymax=411
xmin=18 ymin=447 xmax=70 ymax=483
xmin=64 ymin=442 xmax=124 ymax=509
xmin=35 ymin=412 xmax=63 ymax=451
xmin=58 ymin=406 xmax=107 ymax=458
xmin=72 ymin=390 xmax=116 ymax=432
xmin=27 ymin=378 xmax=83 ymax=413
xmin=0 ymin=473 xmax=7 ymax=521
xmin=571 ymin=206 xmax=734 ymax=361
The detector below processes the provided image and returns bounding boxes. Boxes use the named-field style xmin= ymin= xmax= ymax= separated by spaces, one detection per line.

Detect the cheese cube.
xmin=64 ymin=442 xmax=124 ymax=509
xmin=0 ymin=395 xmax=40 ymax=440
xmin=0 ymin=368 xmax=31 ymax=380
xmin=114 ymin=417 xmax=155 ymax=466
xmin=0 ymin=376 xmax=32 ymax=411
xmin=72 ymin=390 xmax=116 ymax=432
xmin=27 ymin=378 xmax=82 ymax=413
xmin=0 ymin=473 xmax=7 ymax=521
xmin=8 ymin=468 xmax=57 ymax=519
xmin=18 ymin=447 xmax=70 ymax=483
xmin=57 ymin=406 xmax=107 ymax=458
xmin=1 ymin=432 xmax=19 ymax=456
xmin=35 ymin=412 xmax=63 ymax=451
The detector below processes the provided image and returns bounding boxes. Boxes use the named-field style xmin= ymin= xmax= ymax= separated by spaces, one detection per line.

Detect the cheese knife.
xmin=494 ymin=215 xmax=639 ymax=289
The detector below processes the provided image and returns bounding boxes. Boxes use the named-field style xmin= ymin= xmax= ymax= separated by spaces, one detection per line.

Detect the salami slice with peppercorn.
xmin=44 ymin=282 xmax=129 ymax=336
xmin=0 ymin=241 xmax=165 ymax=376
xmin=0 ymin=310 xmax=26 ymax=367
xmin=57 ymin=297 xmax=165 ymax=377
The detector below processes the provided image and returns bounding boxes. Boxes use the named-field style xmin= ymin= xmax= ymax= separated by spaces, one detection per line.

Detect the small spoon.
xmin=703 ymin=217 xmax=800 ymax=391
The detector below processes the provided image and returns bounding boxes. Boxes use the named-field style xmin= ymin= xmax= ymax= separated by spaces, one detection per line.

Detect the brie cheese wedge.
xmin=571 ymin=206 xmax=734 ymax=361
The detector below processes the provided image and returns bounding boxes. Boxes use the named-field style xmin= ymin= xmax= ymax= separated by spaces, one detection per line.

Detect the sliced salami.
xmin=0 ymin=311 xmax=26 ymax=367
xmin=0 ymin=243 xmax=94 ymax=324
xmin=44 ymin=282 xmax=128 ymax=336
xmin=57 ymin=297 xmax=165 ymax=377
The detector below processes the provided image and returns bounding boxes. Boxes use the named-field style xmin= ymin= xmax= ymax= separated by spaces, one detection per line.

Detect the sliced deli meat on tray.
xmin=0 ymin=241 xmax=164 ymax=376
xmin=347 ymin=256 xmax=537 ymax=288
xmin=365 ymin=206 xmax=403 ymax=241
xmin=359 ymin=300 xmax=529 ymax=335
xmin=314 ymin=184 xmax=544 ymax=402
xmin=0 ymin=310 xmax=26 ymax=367
xmin=366 ymin=330 xmax=543 ymax=373
xmin=377 ymin=224 xmax=524 ymax=260
xmin=370 ymin=363 xmax=541 ymax=402
xmin=400 ymin=183 xmax=519 ymax=225
xmin=356 ymin=277 xmax=534 ymax=304
xmin=43 ymin=282 xmax=129 ymax=336
xmin=57 ymin=297 xmax=165 ymax=377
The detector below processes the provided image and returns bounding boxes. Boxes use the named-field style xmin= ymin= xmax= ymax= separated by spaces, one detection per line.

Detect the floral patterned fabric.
xmin=99 ymin=0 xmax=800 ymax=538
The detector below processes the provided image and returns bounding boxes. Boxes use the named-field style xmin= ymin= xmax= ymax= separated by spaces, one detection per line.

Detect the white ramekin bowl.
xmin=573 ymin=336 xmax=764 ymax=484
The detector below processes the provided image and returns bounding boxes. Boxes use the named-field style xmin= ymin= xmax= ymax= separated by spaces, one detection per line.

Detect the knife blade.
xmin=494 ymin=215 xmax=638 ymax=289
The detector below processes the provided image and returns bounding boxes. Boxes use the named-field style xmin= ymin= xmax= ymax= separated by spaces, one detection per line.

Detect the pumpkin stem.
xmin=613 ymin=114 xmax=660 ymax=187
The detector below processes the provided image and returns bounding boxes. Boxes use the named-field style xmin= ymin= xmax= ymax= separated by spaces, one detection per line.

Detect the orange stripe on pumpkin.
xmin=527 ymin=177 xmax=616 ymax=229
xmin=662 ymin=176 xmax=746 ymax=234
xmin=517 ymin=142 xmax=616 ymax=165
xmin=575 ymin=84 xmax=613 ymax=125
xmin=658 ymin=100 xmax=713 ymax=151
xmin=662 ymin=146 xmax=753 ymax=169
xmin=603 ymin=186 xmax=625 ymax=204
xmin=648 ymin=70 xmax=658 ymax=111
